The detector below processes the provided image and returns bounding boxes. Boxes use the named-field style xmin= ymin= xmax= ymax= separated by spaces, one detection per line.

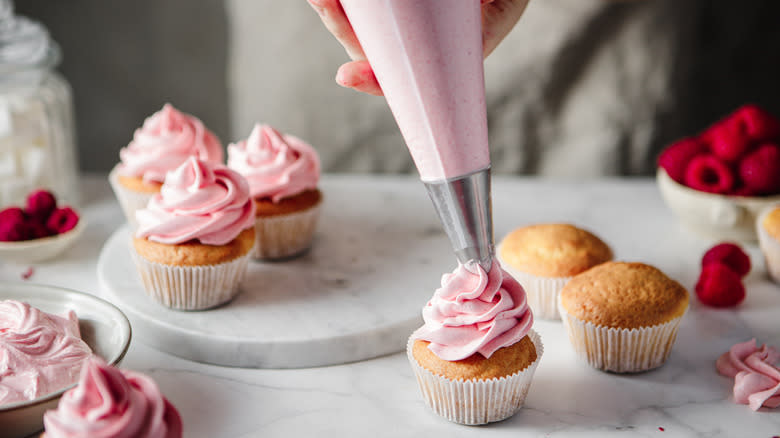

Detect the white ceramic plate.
xmin=0 ymin=283 xmax=132 ymax=438
xmin=0 ymin=219 xmax=86 ymax=264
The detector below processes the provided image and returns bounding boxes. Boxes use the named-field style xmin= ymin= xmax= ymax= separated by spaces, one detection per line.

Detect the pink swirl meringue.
xmin=119 ymin=103 xmax=224 ymax=184
xmin=0 ymin=300 xmax=91 ymax=406
xmin=716 ymin=339 xmax=780 ymax=411
xmin=136 ymin=157 xmax=255 ymax=245
xmin=414 ymin=260 xmax=534 ymax=361
xmin=43 ymin=357 xmax=183 ymax=438
xmin=227 ymin=124 xmax=320 ymax=202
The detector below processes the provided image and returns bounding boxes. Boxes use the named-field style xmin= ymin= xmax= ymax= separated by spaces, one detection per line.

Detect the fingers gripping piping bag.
xmin=339 ymin=0 xmax=493 ymax=268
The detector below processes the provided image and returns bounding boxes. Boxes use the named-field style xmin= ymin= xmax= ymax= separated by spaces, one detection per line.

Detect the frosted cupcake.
xmin=408 ymin=260 xmax=542 ymax=425
xmin=42 ymin=357 xmax=182 ymax=438
xmin=498 ymin=223 xmax=613 ymax=320
xmin=227 ymin=124 xmax=321 ymax=259
xmin=109 ymin=103 xmax=224 ymax=225
xmin=558 ymin=262 xmax=689 ymax=373
xmin=757 ymin=205 xmax=780 ymax=284
xmin=132 ymin=157 xmax=255 ymax=310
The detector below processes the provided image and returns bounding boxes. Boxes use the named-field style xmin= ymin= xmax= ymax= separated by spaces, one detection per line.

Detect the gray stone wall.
xmin=17 ymin=0 xmax=780 ymax=176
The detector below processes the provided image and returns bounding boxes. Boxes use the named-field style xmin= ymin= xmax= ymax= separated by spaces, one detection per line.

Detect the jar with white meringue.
xmin=0 ymin=0 xmax=79 ymax=208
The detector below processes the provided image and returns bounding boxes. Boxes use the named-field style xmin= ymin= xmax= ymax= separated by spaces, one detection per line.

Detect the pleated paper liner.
xmin=558 ymin=296 xmax=685 ymax=373
xmin=407 ymin=329 xmax=543 ymax=425
xmin=252 ymin=203 xmax=321 ymax=260
xmin=131 ymin=248 xmax=252 ymax=311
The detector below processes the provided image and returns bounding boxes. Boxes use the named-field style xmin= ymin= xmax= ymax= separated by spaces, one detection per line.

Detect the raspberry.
xmin=0 ymin=220 xmax=29 ymax=241
xmin=738 ymin=143 xmax=780 ymax=195
xmin=710 ymin=119 xmax=753 ymax=163
xmin=26 ymin=221 xmax=53 ymax=240
xmin=25 ymin=189 xmax=57 ymax=221
xmin=46 ymin=206 xmax=79 ymax=234
xmin=702 ymin=242 xmax=751 ymax=277
xmin=732 ymin=104 xmax=780 ymax=143
xmin=695 ymin=263 xmax=746 ymax=307
xmin=683 ymin=155 xmax=735 ymax=194
xmin=657 ymin=137 xmax=708 ymax=183
xmin=0 ymin=207 xmax=26 ymax=225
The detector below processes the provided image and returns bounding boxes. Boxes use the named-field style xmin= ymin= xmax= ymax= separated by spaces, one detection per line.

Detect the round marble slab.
xmin=97 ymin=179 xmax=453 ymax=369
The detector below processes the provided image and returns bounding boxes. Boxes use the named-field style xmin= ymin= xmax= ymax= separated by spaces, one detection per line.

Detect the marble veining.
xmin=4 ymin=175 xmax=778 ymax=437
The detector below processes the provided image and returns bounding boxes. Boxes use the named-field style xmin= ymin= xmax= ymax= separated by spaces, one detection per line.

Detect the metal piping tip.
xmin=423 ymin=167 xmax=493 ymax=271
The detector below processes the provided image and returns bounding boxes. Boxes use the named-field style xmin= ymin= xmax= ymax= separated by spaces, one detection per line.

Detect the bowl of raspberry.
xmin=657 ymin=104 xmax=780 ymax=242
xmin=0 ymin=189 xmax=85 ymax=263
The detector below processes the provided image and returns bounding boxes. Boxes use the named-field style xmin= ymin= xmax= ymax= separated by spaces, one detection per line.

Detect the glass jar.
xmin=0 ymin=0 xmax=79 ymax=208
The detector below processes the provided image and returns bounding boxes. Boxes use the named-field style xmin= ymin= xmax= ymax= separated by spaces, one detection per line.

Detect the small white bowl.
xmin=656 ymin=168 xmax=780 ymax=243
xmin=0 ymin=218 xmax=86 ymax=263
xmin=0 ymin=283 xmax=132 ymax=438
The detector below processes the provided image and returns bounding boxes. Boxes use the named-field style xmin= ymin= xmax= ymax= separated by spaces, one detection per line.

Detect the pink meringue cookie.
xmin=0 ymin=300 xmax=92 ymax=406
xmin=135 ymin=157 xmax=255 ymax=245
xmin=227 ymin=124 xmax=320 ymax=202
xmin=414 ymin=260 xmax=534 ymax=361
xmin=716 ymin=339 xmax=780 ymax=410
xmin=118 ymin=103 xmax=224 ymax=184
xmin=43 ymin=357 xmax=183 ymax=438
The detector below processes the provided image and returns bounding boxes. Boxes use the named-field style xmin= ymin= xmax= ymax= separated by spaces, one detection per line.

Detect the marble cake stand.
xmin=97 ymin=181 xmax=454 ymax=369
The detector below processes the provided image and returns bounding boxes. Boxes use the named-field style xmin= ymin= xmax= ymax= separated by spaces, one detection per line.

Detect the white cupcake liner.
xmin=498 ymin=251 xmax=570 ymax=321
xmin=131 ymin=246 xmax=252 ymax=310
xmin=558 ymin=297 xmax=684 ymax=373
xmin=253 ymin=203 xmax=321 ymax=260
xmin=756 ymin=206 xmax=780 ymax=284
xmin=407 ymin=329 xmax=543 ymax=425
xmin=109 ymin=165 xmax=155 ymax=227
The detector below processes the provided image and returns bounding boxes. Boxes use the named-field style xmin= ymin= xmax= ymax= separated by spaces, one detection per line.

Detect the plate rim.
xmin=0 ymin=282 xmax=132 ymax=412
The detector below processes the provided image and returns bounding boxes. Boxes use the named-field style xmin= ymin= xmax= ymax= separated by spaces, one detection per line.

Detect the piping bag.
xmin=339 ymin=0 xmax=493 ymax=270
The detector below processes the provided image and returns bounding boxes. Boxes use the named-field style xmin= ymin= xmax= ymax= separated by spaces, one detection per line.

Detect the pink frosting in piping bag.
xmin=119 ymin=103 xmax=224 ymax=184
xmin=227 ymin=124 xmax=320 ymax=202
xmin=43 ymin=357 xmax=183 ymax=438
xmin=135 ymin=157 xmax=255 ymax=245
xmin=716 ymin=339 xmax=780 ymax=411
xmin=0 ymin=300 xmax=92 ymax=406
xmin=414 ymin=260 xmax=534 ymax=361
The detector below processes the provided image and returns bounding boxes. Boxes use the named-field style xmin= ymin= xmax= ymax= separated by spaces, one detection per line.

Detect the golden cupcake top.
xmin=412 ymin=335 xmax=537 ymax=381
xmin=763 ymin=206 xmax=780 ymax=241
xmin=559 ymin=261 xmax=689 ymax=329
xmin=133 ymin=228 xmax=255 ymax=266
xmin=499 ymin=223 xmax=613 ymax=277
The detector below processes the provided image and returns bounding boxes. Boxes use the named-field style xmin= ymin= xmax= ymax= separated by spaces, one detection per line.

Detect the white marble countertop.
xmin=5 ymin=174 xmax=779 ymax=438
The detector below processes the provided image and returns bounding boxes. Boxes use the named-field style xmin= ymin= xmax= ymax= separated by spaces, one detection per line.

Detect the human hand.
xmin=307 ymin=0 xmax=530 ymax=96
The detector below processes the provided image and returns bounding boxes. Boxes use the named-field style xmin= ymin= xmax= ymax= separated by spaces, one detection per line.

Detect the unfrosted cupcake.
xmin=132 ymin=157 xmax=255 ymax=310
xmin=757 ymin=205 xmax=780 ymax=284
xmin=497 ymin=223 xmax=613 ymax=320
xmin=227 ymin=124 xmax=321 ymax=259
xmin=408 ymin=260 xmax=542 ymax=425
xmin=42 ymin=357 xmax=182 ymax=438
xmin=109 ymin=103 xmax=224 ymax=225
xmin=558 ymin=261 xmax=689 ymax=373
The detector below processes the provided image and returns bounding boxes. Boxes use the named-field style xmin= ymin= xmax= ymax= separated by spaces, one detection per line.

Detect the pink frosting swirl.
xmin=413 ymin=260 xmax=534 ymax=361
xmin=716 ymin=339 xmax=780 ymax=411
xmin=43 ymin=357 xmax=183 ymax=438
xmin=227 ymin=124 xmax=320 ymax=202
xmin=136 ymin=157 xmax=255 ymax=245
xmin=119 ymin=103 xmax=224 ymax=184
xmin=0 ymin=300 xmax=91 ymax=406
